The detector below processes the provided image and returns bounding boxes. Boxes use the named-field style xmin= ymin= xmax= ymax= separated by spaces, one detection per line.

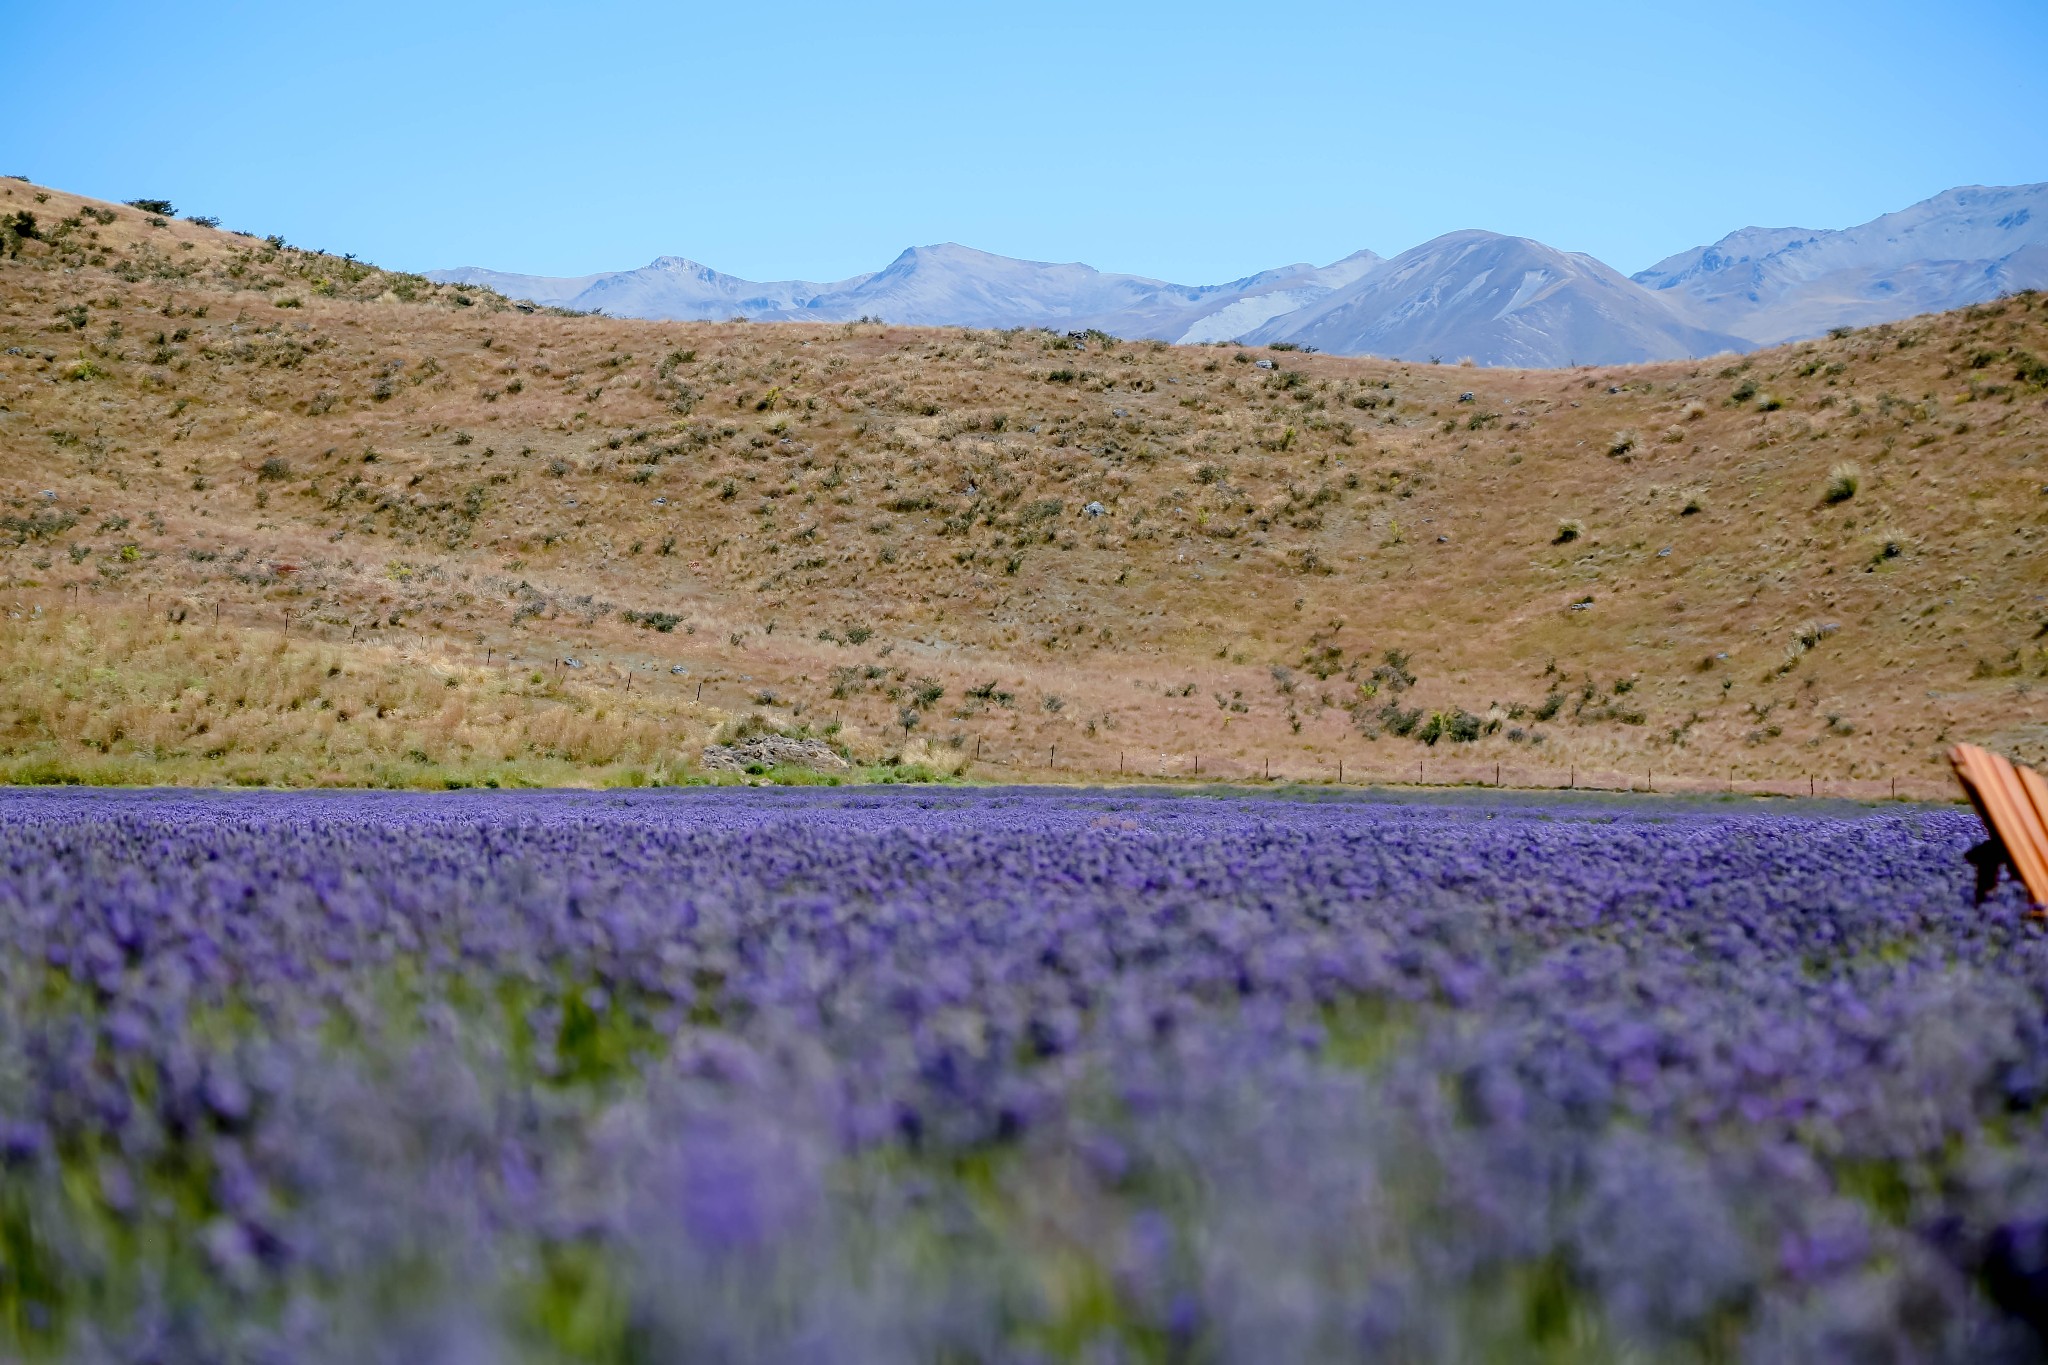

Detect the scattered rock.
xmin=700 ymin=736 xmax=850 ymax=773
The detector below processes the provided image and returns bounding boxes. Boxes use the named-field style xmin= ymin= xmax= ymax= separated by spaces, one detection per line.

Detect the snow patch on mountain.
xmin=1176 ymin=288 xmax=1330 ymax=344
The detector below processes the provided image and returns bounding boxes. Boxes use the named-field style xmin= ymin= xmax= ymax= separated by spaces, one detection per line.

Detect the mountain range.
xmin=430 ymin=182 xmax=2048 ymax=368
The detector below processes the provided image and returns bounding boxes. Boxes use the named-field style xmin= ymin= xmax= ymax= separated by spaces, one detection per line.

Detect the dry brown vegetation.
xmin=2 ymin=178 xmax=2044 ymax=792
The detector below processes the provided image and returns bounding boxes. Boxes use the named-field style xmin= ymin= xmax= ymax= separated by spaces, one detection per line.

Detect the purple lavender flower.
xmin=0 ymin=786 xmax=2036 ymax=1359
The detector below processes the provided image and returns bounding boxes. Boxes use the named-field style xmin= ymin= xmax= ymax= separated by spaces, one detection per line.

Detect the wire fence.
xmin=964 ymin=746 xmax=1954 ymax=803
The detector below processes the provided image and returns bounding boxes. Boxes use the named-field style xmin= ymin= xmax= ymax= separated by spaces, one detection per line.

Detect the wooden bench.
xmin=1949 ymin=743 xmax=2048 ymax=910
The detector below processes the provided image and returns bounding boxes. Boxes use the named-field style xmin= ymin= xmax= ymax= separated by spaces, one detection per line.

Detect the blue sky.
xmin=9 ymin=0 xmax=2046 ymax=283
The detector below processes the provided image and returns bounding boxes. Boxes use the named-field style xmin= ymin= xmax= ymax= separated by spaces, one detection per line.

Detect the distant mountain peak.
xmin=1630 ymin=182 xmax=2048 ymax=346
xmin=1247 ymin=229 xmax=1748 ymax=367
xmin=424 ymin=183 xmax=2048 ymax=366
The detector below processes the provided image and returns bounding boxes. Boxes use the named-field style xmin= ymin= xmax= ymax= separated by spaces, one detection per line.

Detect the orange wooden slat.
xmin=1951 ymin=743 xmax=1997 ymax=832
xmin=1954 ymin=744 xmax=2048 ymax=907
xmin=2014 ymin=761 xmax=2048 ymax=906
xmin=1973 ymin=751 xmax=2044 ymax=898
xmin=1951 ymin=746 xmax=2014 ymax=872
xmin=1987 ymin=761 xmax=2048 ymax=905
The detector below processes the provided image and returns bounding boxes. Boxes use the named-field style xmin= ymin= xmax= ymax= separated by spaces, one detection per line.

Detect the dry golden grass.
xmin=0 ymin=603 xmax=707 ymax=787
xmin=2 ymin=177 xmax=2044 ymax=792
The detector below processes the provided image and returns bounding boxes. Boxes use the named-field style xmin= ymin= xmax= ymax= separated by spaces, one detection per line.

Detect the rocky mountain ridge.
xmin=430 ymin=183 xmax=2048 ymax=367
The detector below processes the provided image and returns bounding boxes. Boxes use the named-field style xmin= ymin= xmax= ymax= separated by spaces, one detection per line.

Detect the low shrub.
xmin=1823 ymin=463 xmax=1860 ymax=505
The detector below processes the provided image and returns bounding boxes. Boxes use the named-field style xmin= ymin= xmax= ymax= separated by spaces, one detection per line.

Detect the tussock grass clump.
xmin=1823 ymin=462 xmax=1861 ymax=505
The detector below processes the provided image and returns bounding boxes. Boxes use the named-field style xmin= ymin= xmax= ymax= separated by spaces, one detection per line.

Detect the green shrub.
xmin=1412 ymin=710 xmax=1483 ymax=745
xmin=1379 ymin=703 xmax=1422 ymax=737
xmin=1823 ymin=463 xmax=1860 ymax=505
xmin=621 ymin=610 xmax=682 ymax=632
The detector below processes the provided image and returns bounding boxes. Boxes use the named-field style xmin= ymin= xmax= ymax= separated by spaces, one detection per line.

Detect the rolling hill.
xmin=3 ymin=176 xmax=2046 ymax=793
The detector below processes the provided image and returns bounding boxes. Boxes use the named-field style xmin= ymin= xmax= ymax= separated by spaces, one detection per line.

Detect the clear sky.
xmin=9 ymin=0 xmax=2046 ymax=284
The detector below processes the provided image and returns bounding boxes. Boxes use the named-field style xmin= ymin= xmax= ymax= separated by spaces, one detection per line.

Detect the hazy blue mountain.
xmin=1247 ymin=231 xmax=1749 ymax=367
xmin=431 ymin=245 xmax=1381 ymax=335
xmin=1117 ymin=251 xmax=1385 ymax=345
xmin=776 ymin=243 xmax=1205 ymax=328
xmin=428 ymin=183 xmax=2048 ymax=366
xmin=1633 ymin=183 xmax=2048 ymax=345
xmin=427 ymin=264 xmax=610 ymax=307
xmin=432 ymin=256 xmax=871 ymax=319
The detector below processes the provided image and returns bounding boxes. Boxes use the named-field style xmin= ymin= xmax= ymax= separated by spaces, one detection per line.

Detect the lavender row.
xmin=1 ymin=787 xmax=2044 ymax=1361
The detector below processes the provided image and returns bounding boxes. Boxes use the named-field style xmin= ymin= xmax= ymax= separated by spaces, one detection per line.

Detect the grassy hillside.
xmin=3 ymin=178 xmax=2045 ymax=792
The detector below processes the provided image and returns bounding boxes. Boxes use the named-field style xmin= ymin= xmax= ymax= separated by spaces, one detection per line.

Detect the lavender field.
xmin=2 ymin=786 xmax=2045 ymax=1362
